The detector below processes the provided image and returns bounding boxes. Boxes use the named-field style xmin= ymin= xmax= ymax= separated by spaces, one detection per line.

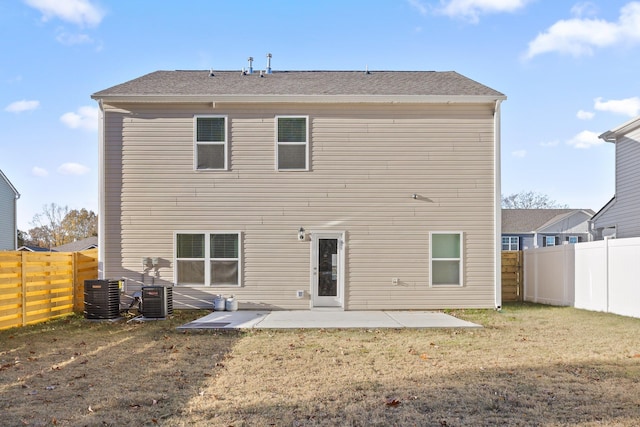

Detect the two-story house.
xmin=591 ymin=116 xmax=640 ymax=239
xmin=92 ymin=67 xmax=506 ymax=310
xmin=0 ymin=169 xmax=20 ymax=251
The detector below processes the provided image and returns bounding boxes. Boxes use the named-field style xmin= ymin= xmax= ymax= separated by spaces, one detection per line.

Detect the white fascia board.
xmin=92 ymin=94 xmax=507 ymax=105
xmin=599 ymin=116 xmax=640 ymax=142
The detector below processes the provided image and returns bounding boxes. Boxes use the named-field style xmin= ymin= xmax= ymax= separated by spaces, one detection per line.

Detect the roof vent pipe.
xmin=209 ymin=68 xmax=214 ymax=77
xmin=248 ymin=57 xmax=254 ymax=74
xmin=266 ymin=53 xmax=272 ymax=74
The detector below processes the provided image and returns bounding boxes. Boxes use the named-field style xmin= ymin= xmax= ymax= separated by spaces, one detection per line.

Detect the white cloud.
xmin=5 ymin=100 xmax=40 ymax=113
xmin=60 ymin=105 xmax=98 ymax=131
xmin=567 ymin=130 xmax=603 ymax=149
xmin=577 ymin=110 xmax=595 ymax=120
xmin=511 ymin=149 xmax=527 ymax=158
xmin=24 ymin=0 xmax=105 ymax=27
xmin=32 ymin=166 xmax=48 ymax=177
xmin=570 ymin=2 xmax=598 ymax=18
xmin=540 ymin=139 xmax=560 ymax=147
xmin=525 ymin=2 xmax=640 ymax=59
xmin=594 ymin=96 xmax=640 ymax=117
xmin=408 ymin=0 xmax=428 ymax=16
xmin=56 ymin=30 xmax=94 ymax=45
xmin=57 ymin=162 xmax=90 ymax=175
xmin=437 ymin=0 xmax=531 ymax=23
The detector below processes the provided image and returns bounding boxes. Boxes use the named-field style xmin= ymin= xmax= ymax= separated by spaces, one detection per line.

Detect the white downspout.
xmin=97 ymin=99 xmax=105 ymax=279
xmin=494 ymin=99 xmax=503 ymax=309
xmin=13 ymin=192 xmax=20 ymax=250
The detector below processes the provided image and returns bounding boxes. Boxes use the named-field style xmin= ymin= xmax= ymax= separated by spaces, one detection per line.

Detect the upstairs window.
xmin=195 ymin=116 xmax=227 ymax=170
xmin=545 ymin=236 xmax=557 ymax=247
xmin=430 ymin=232 xmax=463 ymax=286
xmin=276 ymin=116 xmax=308 ymax=170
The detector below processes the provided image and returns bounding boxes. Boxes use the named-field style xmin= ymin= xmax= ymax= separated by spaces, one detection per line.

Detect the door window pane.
xmin=318 ymin=238 xmax=338 ymax=296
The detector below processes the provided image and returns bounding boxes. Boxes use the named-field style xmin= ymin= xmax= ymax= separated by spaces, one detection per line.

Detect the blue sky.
xmin=2 ymin=0 xmax=640 ymax=230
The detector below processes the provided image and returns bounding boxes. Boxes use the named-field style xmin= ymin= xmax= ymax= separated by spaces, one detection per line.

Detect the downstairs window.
xmin=175 ymin=232 xmax=241 ymax=286
xmin=430 ymin=232 xmax=463 ymax=286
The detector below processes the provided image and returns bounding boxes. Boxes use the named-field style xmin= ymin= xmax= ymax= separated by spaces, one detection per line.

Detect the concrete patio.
xmin=177 ymin=310 xmax=481 ymax=330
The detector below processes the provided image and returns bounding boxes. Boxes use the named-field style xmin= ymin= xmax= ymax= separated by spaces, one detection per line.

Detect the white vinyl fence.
xmin=523 ymin=237 xmax=640 ymax=318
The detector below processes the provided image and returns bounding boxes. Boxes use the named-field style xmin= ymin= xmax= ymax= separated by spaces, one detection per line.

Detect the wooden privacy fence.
xmin=502 ymin=251 xmax=523 ymax=302
xmin=0 ymin=249 xmax=98 ymax=331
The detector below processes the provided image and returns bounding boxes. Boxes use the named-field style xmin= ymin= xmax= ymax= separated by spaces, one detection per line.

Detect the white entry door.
xmin=311 ymin=232 xmax=345 ymax=308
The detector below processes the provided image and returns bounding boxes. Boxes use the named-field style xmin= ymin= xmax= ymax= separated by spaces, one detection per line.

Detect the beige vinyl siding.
xmin=594 ymin=132 xmax=640 ymax=238
xmin=102 ymin=102 xmax=497 ymax=309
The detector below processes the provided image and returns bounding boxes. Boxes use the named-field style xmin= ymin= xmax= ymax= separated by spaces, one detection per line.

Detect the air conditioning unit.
xmin=84 ymin=279 xmax=120 ymax=320
xmin=141 ymin=286 xmax=173 ymax=319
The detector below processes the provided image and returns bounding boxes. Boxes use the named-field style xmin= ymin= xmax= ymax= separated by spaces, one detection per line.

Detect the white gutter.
xmin=92 ymin=94 xmax=507 ymax=105
xmin=494 ymin=99 xmax=503 ymax=310
xmin=97 ymin=99 xmax=105 ymax=279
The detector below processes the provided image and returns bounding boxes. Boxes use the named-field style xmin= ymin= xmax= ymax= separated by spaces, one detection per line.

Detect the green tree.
xmin=28 ymin=204 xmax=98 ymax=248
xmin=17 ymin=229 xmax=28 ymax=247
xmin=61 ymin=208 xmax=97 ymax=241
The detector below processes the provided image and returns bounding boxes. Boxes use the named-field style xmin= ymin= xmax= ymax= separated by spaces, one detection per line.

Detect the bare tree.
xmin=28 ymin=204 xmax=98 ymax=248
xmin=502 ymin=191 xmax=568 ymax=209
xmin=29 ymin=203 xmax=69 ymax=248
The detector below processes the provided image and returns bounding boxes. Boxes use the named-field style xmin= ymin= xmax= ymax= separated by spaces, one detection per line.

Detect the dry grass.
xmin=1 ymin=304 xmax=639 ymax=426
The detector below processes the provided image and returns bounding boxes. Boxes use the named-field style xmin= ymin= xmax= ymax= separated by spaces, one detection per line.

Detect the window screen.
xmin=195 ymin=116 xmax=227 ymax=170
xmin=276 ymin=116 xmax=308 ymax=170
xmin=431 ymin=232 xmax=462 ymax=286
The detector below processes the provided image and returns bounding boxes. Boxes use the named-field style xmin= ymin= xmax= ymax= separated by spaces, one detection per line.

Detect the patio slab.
xmin=177 ymin=310 xmax=481 ymax=330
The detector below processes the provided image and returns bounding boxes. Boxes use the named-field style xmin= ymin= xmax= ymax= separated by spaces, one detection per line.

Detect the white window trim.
xmin=429 ymin=231 xmax=463 ymax=287
xmin=568 ymin=236 xmax=579 ymax=244
xmin=275 ymin=115 xmax=309 ymax=171
xmin=194 ymin=115 xmax=228 ymax=171
xmin=502 ymin=236 xmax=519 ymax=251
xmin=545 ymin=235 xmax=556 ymax=247
xmin=174 ymin=231 xmax=242 ymax=287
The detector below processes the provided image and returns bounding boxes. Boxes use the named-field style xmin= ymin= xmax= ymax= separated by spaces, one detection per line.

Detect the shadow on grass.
xmin=0 ymin=311 xmax=243 ymax=426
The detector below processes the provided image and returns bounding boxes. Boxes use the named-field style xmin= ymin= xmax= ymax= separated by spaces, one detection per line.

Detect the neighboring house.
xmin=53 ymin=236 xmax=98 ymax=252
xmin=92 ymin=67 xmax=506 ymax=310
xmin=0 ymin=169 xmax=20 ymax=251
xmin=502 ymin=209 xmax=594 ymax=250
xmin=17 ymin=245 xmax=52 ymax=252
xmin=591 ymin=116 xmax=640 ymax=239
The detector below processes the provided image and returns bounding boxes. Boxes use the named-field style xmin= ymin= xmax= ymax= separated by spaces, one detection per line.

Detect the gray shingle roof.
xmin=502 ymin=209 xmax=595 ymax=234
xmin=53 ymin=236 xmax=98 ymax=252
xmin=92 ymin=70 xmax=505 ymax=98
